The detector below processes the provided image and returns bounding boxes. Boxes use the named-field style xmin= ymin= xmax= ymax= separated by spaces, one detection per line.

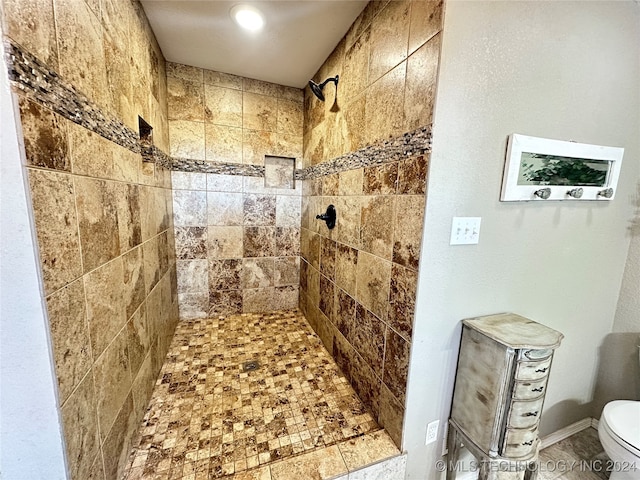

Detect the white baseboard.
xmin=540 ymin=417 xmax=595 ymax=449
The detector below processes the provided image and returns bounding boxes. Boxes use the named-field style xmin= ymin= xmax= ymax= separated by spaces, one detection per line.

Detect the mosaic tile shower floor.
xmin=123 ymin=310 xmax=380 ymax=480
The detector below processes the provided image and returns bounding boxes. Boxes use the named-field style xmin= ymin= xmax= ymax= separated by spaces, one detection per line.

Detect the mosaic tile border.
xmin=294 ymin=125 xmax=433 ymax=181
xmin=5 ymin=39 xmax=430 ymax=182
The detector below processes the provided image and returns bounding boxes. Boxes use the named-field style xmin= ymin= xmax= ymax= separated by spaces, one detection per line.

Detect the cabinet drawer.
xmin=503 ymin=426 xmax=538 ymax=458
xmin=507 ymin=398 xmax=545 ymax=429
xmin=521 ymin=349 xmax=553 ymax=361
xmin=515 ymin=357 xmax=552 ymax=381
xmin=513 ymin=377 xmax=548 ymax=400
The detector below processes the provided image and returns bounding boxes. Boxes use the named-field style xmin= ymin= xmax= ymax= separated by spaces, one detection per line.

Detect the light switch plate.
xmin=450 ymin=217 xmax=481 ymax=245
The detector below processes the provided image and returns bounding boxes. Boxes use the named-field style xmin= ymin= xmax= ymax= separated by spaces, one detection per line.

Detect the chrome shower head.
xmin=308 ymin=75 xmax=339 ymax=102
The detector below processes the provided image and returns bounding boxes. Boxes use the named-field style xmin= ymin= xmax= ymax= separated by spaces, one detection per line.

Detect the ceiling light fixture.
xmin=230 ymin=5 xmax=265 ymax=32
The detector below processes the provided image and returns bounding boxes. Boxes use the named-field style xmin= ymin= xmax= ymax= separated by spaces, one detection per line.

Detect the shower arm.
xmin=318 ymin=75 xmax=339 ymax=89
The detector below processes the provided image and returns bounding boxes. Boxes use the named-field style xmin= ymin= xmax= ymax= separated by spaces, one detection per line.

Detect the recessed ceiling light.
xmin=230 ymin=5 xmax=265 ymax=32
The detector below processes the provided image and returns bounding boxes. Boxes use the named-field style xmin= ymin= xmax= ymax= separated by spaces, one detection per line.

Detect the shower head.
xmin=308 ymin=75 xmax=339 ymax=101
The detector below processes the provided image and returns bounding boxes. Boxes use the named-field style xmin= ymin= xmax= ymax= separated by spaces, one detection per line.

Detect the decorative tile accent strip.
xmin=170 ymin=156 xmax=265 ymax=177
xmin=295 ymin=126 xmax=432 ymax=180
xmin=5 ymin=38 xmax=428 ymax=181
xmin=5 ymin=39 xmax=141 ymax=154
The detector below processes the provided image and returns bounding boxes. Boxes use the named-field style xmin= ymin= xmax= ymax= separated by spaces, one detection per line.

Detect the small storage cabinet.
xmin=447 ymin=313 xmax=563 ymax=480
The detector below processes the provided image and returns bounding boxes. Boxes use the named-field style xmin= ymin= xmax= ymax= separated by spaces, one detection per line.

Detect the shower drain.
xmin=242 ymin=360 xmax=260 ymax=372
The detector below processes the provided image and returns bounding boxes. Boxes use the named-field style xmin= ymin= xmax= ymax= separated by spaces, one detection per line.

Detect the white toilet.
xmin=598 ymin=347 xmax=640 ymax=480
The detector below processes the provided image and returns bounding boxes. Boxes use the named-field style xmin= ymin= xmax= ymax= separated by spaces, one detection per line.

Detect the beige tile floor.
xmin=539 ymin=427 xmax=611 ymax=480
xmin=122 ymin=310 xmax=393 ymax=480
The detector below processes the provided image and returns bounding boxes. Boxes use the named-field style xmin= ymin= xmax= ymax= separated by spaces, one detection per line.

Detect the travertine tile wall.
xmin=166 ymin=63 xmax=305 ymax=318
xmin=300 ymin=0 xmax=443 ymax=447
xmin=2 ymin=1 xmax=178 ymax=479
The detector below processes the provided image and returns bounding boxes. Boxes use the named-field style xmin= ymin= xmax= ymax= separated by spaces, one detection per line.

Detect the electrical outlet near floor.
xmin=426 ymin=420 xmax=439 ymax=445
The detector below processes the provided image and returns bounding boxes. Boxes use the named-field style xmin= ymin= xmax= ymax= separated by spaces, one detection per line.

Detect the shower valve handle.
xmin=316 ymin=205 xmax=336 ymax=230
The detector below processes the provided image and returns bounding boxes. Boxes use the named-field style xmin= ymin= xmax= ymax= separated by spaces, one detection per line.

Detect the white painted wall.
xmin=0 ymin=33 xmax=68 ymax=479
xmin=612 ymin=234 xmax=640 ymax=334
xmin=403 ymin=2 xmax=640 ymax=479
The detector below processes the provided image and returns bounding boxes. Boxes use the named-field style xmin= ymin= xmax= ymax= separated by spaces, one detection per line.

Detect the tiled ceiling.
xmin=140 ymin=1 xmax=368 ymax=88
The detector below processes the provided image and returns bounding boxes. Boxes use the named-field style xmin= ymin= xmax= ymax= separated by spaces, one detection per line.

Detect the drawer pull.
xmin=522 ymin=440 xmax=534 ymax=446
xmin=524 ymin=411 xmax=539 ymax=417
xmin=535 ymin=368 xmax=548 ymax=373
xmin=531 ymin=387 xmax=544 ymax=392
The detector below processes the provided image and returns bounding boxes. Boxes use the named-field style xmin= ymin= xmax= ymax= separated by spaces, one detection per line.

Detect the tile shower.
xmin=2 ymin=0 xmax=443 ymax=479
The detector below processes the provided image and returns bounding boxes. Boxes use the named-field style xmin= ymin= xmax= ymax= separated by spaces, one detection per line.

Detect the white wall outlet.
xmin=426 ymin=420 xmax=439 ymax=445
xmin=450 ymin=217 xmax=481 ymax=245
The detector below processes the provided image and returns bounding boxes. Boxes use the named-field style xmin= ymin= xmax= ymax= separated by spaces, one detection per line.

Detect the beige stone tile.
xmin=142 ymin=235 xmax=161 ymax=293
xmin=274 ymin=257 xmax=300 ymax=286
xmin=173 ymin=190 xmax=207 ymax=227
xmin=68 ymin=122 xmax=112 ymax=178
xmin=242 ymin=287 xmax=278 ymax=313
xmin=270 ymin=445 xmax=347 ymax=480
xmin=378 ymin=384 xmax=404 ymax=448
xmin=281 ymin=86 xmax=304 ymax=103
xmin=111 ymin=143 xmax=140 ymax=185
xmin=115 ymin=183 xmax=142 ymax=254
xmin=46 ymin=279 xmax=92 ymax=403
xmin=342 ymin=27 xmax=370 ymax=102
xmin=274 ymin=135 xmax=303 ymax=166
xmin=335 ymin=242 xmax=358 ymax=297
xmin=126 ymin=303 xmax=150 ymax=378
xmin=208 ymin=226 xmax=244 ymax=258
xmin=18 ymin=97 xmax=70 ymax=171
xmin=392 ymin=195 xmax=425 ymax=271
xmin=360 ymin=196 xmax=395 ymax=260
xmin=265 ymin=156 xmax=295 ymax=189
xmin=343 ymin=94 xmax=367 ymax=154
xmin=204 ymin=124 xmax=243 ymax=164
xmin=55 ymin=0 xmax=112 ymax=111
xmin=207 ymin=173 xmax=243 ymax=192
xmin=388 ymin=263 xmax=417 ymax=341
xmin=27 ymin=169 xmax=82 ymax=294
xmin=243 ymin=129 xmax=278 ymax=166
xmin=304 ymin=124 xmax=326 ymax=166
xmin=177 ymin=259 xmax=209 ymax=294
xmin=363 ymin=163 xmax=398 ymax=195
xmin=60 ymin=373 xmax=101 ymax=480
xmin=243 ymin=77 xmax=282 ymax=97
xmin=365 ymin=62 xmax=407 ymax=146
xmin=86 ymin=454 xmax=106 ymax=480
xmin=84 ymin=257 xmax=126 ymax=358
xmin=167 ymin=62 xmax=204 ymax=83
xmin=408 ymin=0 xmax=443 ymax=54
xmin=275 ymin=195 xmax=301 ymax=227
xmin=122 ymin=245 xmax=145 ymax=320
xmin=334 ymin=196 xmax=362 ymax=248
xmin=355 ymin=251 xmax=391 ymax=320
xmin=204 ymin=84 xmax=243 ymax=127
xmin=405 ymin=33 xmax=441 ymax=131
xmin=207 ymin=192 xmax=243 ymax=226
xmin=241 ymin=258 xmax=275 ymax=289
xmin=397 ymin=155 xmax=428 ymax=195
xmin=130 ymin=350 xmax=154 ymax=415
xmin=169 ymin=120 xmax=205 ymax=160
xmin=382 ymin=328 xmax=410 ymax=404
xmin=74 ymin=177 xmax=121 ymax=272
xmin=277 ymin=98 xmax=304 ymax=136
xmin=171 ymin=171 xmax=207 ymax=190
xmin=93 ymin=326 xmax=132 ymax=442
xmin=368 ymin=0 xmax=410 ymax=83
xmin=3 ymin=0 xmax=59 ymax=68
xmin=243 ymin=92 xmax=278 ymax=132
xmin=337 ymin=430 xmax=400 ymax=471
xmin=168 ymin=75 xmax=204 ymax=121
xmin=204 ymin=69 xmax=243 ymax=90
xmin=102 ymin=393 xmax=137 ymax=480
xmin=338 ymin=168 xmax=364 ymax=196
xmin=178 ymin=292 xmax=209 ymax=319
